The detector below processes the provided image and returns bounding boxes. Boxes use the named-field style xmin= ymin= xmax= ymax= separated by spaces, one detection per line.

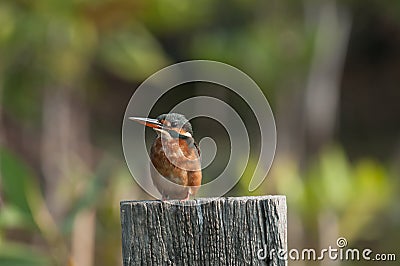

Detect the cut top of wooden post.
xmin=120 ymin=196 xmax=287 ymax=266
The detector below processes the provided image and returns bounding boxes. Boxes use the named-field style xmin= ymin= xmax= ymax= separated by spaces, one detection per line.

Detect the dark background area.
xmin=0 ymin=0 xmax=399 ymax=265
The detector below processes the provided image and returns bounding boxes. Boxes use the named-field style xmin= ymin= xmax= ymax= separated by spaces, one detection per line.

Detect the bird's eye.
xmin=162 ymin=120 xmax=171 ymax=127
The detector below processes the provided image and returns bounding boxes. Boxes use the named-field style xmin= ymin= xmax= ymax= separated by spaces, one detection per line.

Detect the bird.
xmin=129 ymin=113 xmax=202 ymax=200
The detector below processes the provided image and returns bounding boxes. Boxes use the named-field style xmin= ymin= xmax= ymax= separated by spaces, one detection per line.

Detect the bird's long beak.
xmin=129 ymin=117 xmax=163 ymax=129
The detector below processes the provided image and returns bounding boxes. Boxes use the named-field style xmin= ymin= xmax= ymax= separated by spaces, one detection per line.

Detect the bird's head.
xmin=129 ymin=113 xmax=193 ymax=139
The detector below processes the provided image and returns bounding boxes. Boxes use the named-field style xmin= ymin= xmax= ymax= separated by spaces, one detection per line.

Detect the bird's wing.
xmin=188 ymin=170 xmax=202 ymax=195
xmin=193 ymin=141 xmax=201 ymax=157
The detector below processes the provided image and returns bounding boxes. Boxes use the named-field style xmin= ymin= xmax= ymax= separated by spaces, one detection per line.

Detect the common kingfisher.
xmin=129 ymin=113 xmax=202 ymax=200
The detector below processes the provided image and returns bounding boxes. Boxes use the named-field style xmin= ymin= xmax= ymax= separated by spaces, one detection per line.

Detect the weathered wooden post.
xmin=120 ymin=196 xmax=287 ymax=265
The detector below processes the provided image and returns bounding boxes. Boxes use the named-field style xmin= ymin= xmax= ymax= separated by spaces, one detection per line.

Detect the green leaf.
xmin=61 ymin=158 xmax=112 ymax=234
xmin=0 ymin=205 xmax=31 ymax=228
xmin=0 ymin=148 xmax=37 ymax=228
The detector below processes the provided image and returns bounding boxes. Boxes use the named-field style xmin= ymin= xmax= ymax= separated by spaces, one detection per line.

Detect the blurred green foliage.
xmin=0 ymin=0 xmax=399 ymax=265
xmin=275 ymin=147 xmax=393 ymax=239
xmin=0 ymin=148 xmax=52 ymax=265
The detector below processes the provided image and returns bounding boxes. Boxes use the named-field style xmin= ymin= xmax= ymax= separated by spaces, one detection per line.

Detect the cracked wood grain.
xmin=121 ymin=196 xmax=287 ymax=266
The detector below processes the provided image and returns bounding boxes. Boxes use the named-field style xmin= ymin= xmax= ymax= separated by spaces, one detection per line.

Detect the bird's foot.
xmin=180 ymin=191 xmax=190 ymax=201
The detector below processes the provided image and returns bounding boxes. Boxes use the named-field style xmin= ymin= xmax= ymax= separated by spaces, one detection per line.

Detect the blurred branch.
xmin=0 ymin=75 xmax=4 ymax=208
xmin=303 ymin=1 xmax=352 ymax=258
xmin=41 ymin=87 xmax=95 ymax=266
xmin=41 ymin=88 xmax=70 ymax=219
xmin=25 ymin=176 xmax=69 ymax=266
xmin=303 ymin=1 xmax=352 ymax=154
xmin=71 ymin=209 xmax=96 ymax=266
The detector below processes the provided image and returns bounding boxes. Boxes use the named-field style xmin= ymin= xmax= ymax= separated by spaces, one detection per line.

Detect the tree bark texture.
xmin=120 ymin=196 xmax=287 ymax=266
